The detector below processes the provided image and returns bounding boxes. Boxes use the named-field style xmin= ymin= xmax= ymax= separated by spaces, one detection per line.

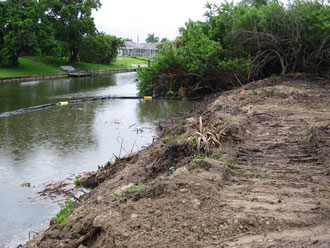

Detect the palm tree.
xmin=161 ymin=37 xmax=169 ymax=43
xmin=146 ymin=33 xmax=160 ymax=43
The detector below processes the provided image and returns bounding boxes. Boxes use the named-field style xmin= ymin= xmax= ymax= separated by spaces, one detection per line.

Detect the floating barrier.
xmin=0 ymin=96 xmax=204 ymax=118
xmin=58 ymin=101 xmax=69 ymax=106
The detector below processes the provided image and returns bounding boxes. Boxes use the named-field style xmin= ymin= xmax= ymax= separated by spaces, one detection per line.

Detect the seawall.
xmin=0 ymin=68 xmax=137 ymax=84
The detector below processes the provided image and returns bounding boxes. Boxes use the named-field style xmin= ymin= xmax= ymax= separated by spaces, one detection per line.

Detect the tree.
xmin=161 ymin=37 xmax=169 ymax=43
xmin=138 ymin=0 xmax=329 ymax=97
xmin=42 ymin=0 xmax=101 ymax=63
xmin=0 ymin=0 xmax=56 ymax=66
xmin=146 ymin=33 xmax=160 ymax=43
xmin=242 ymin=0 xmax=269 ymax=7
xmin=122 ymin=38 xmax=132 ymax=42
xmin=80 ymin=33 xmax=124 ymax=64
xmin=0 ymin=1 xmax=7 ymax=64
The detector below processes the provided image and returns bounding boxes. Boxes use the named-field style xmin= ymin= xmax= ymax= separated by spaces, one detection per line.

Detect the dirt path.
xmin=24 ymin=75 xmax=330 ymax=248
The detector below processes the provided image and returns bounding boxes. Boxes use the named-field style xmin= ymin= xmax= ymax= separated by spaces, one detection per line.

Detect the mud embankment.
xmin=24 ymin=74 xmax=330 ymax=248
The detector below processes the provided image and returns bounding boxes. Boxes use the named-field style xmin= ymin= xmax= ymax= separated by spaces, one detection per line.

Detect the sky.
xmin=92 ymin=0 xmax=209 ymax=43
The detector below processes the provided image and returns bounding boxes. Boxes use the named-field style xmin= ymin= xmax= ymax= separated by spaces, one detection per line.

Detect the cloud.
xmin=93 ymin=0 xmax=207 ymax=42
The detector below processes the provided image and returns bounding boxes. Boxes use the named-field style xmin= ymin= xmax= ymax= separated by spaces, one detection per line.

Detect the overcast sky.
xmin=93 ymin=0 xmax=209 ymax=43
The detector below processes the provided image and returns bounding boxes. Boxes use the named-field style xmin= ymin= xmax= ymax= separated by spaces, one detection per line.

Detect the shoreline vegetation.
xmin=137 ymin=0 xmax=329 ymax=98
xmin=0 ymin=56 xmax=147 ymax=81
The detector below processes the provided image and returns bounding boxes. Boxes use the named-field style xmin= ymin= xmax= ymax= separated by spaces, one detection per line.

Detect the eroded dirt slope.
xmin=25 ymin=75 xmax=330 ymax=248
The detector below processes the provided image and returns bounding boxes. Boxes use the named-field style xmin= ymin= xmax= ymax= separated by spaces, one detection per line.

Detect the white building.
xmin=118 ymin=42 xmax=159 ymax=57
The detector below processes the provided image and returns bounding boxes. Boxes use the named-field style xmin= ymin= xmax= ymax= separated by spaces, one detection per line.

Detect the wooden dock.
xmin=68 ymin=71 xmax=90 ymax=77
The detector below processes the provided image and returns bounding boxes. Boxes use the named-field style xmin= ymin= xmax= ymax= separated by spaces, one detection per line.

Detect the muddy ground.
xmin=24 ymin=74 xmax=330 ymax=248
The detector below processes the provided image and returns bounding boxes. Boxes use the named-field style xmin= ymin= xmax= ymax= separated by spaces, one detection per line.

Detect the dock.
xmin=68 ymin=71 xmax=90 ymax=77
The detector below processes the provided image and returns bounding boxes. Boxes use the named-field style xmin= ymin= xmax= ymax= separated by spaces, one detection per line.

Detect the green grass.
xmin=0 ymin=56 xmax=147 ymax=78
xmin=26 ymin=56 xmax=147 ymax=69
xmin=113 ymin=183 xmax=146 ymax=198
xmin=0 ymin=56 xmax=146 ymax=77
xmin=0 ymin=57 xmax=62 ymax=77
xmin=117 ymin=56 xmax=148 ymax=65
xmin=24 ymin=56 xmax=129 ymax=70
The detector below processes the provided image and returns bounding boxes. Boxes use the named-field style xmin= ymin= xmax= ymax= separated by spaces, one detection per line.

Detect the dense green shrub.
xmin=138 ymin=0 xmax=329 ymax=97
xmin=80 ymin=33 xmax=123 ymax=65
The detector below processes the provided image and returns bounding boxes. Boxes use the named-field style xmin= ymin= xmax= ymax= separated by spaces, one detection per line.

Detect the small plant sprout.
xmin=190 ymin=133 xmax=200 ymax=146
xmin=74 ymin=176 xmax=83 ymax=186
xmin=302 ymin=133 xmax=313 ymax=142
xmin=168 ymin=134 xmax=182 ymax=142
xmin=268 ymin=89 xmax=279 ymax=95
xmin=56 ymin=196 xmax=74 ymax=230
xmin=190 ymin=155 xmax=205 ymax=170
xmin=218 ymin=158 xmax=245 ymax=175
xmin=252 ymin=90 xmax=259 ymax=95
xmin=127 ymin=183 xmax=145 ymax=193
xmin=169 ymin=166 xmax=176 ymax=174
xmin=79 ymin=195 xmax=86 ymax=200
xmin=112 ymin=183 xmax=146 ymax=198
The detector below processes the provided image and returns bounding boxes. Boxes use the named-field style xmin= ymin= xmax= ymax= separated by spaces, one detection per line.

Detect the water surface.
xmin=0 ymin=73 xmax=196 ymax=247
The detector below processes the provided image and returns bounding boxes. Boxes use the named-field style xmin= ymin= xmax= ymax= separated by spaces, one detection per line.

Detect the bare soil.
xmin=24 ymin=74 xmax=330 ymax=248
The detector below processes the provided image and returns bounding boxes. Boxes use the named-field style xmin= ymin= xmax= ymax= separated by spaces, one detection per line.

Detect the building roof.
xmin=124 ymin=41 xmax=160 ymax=50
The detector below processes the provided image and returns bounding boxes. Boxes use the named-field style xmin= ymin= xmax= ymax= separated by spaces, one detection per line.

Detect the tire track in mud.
xmin=219 ymin=78 xmax=330 ymax=247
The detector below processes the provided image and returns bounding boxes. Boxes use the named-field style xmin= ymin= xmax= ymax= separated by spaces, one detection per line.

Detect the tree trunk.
xmin=69 ymin=49 xmax=78 ymax=63
xmin=273 ymin=50 xmax=287 ymax=75
xmin=10 ymin=55 xmax=19 ymax=67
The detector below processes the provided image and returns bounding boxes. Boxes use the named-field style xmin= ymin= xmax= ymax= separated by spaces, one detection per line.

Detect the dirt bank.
xmin=24 ymin=74 xmax=330 ymax=248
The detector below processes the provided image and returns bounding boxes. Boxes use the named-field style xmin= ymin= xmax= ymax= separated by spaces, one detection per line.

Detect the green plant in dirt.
xmin=268 ymin=89 xmax=279 ymax=95
xmin=252 ymin=90 xmax=259 ymax=95
xmin=302 ymin=132 xmax=313 ymax=142
xmin=168 ymin=134 xmax=182 ymax=142
xmin=127 ymin=183 xmax=145 ymax=193
xmin=218 ymin=158 xmax=245 ymax=175
xmin=113 ymin=183 xmax=146 ymax=198
xmin=56 ymin=196 xmax=74 ymax=230
xmin=190 ymin=155 xmax=205 ymax=170
xmin=190 ymin=133 xmax=200 ymax=147
xmin=169 ymin=166 xmax=176 ymax=174
xmin=79 ymin=195 xmax=86 ymax=200
xmin=74 ymin=176 xmax=83 ymax=186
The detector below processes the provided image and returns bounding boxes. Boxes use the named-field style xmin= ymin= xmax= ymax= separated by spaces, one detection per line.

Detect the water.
xmin=0 ymin=72 xmax=196 ymax=247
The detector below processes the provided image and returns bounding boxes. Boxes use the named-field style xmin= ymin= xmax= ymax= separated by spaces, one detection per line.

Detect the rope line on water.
xmin=0 ymin=96 xmax=203 ymax=118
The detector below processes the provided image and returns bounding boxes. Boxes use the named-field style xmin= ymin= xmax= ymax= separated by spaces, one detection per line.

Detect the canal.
xmin=0 ymin=72 xmax=196 ymax=248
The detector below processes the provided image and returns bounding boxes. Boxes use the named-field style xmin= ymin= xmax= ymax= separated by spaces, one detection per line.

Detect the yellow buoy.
xmin=144 ymin=96 xmax=152 ymax=100
xmin=59 ymin=101 xmax=69 ymax=106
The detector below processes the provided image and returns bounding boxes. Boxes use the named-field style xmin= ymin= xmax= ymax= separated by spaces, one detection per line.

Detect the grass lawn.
xmin=0 ymin=58 xmax=62 ymax=77
xmin=0 ymin=56 xmax=147 ymax=78
xmin=116 ymin=56 xmax=148 ymax=65
xmin=25 ymin=56 xmax=147 ymax=70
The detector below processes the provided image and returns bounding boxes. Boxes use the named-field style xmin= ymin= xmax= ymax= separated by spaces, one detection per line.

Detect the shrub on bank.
xmin=138 ymin=0 xmax=330 ymax=97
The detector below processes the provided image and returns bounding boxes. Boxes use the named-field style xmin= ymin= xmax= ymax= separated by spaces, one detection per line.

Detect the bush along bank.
xmin=137 ymin=0 xmax=330 ymax=97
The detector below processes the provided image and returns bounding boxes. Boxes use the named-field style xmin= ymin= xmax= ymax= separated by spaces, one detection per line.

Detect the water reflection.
xmin=0 ymin=103 xmax=100 ymax=161
xmin=137 ymin=99 xmax=196 ymax=124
